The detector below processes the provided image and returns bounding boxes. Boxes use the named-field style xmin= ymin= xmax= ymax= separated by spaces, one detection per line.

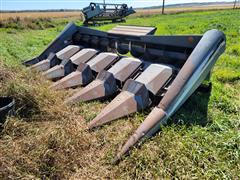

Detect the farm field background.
xmin=0 ymin=2 xmax=235 ymax=20
xmin=0 ymin=9 xmax=239 ymax=179
xmin=1 ymin=11 xmax=81 ymax=20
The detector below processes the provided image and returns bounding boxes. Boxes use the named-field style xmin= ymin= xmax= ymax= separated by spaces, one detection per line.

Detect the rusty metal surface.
xmin=112 ymin=25 xmax=156 ymax=31
xmin=65 ymin=57 xmax=143 ymax=103
xmin=25 ymin=23 xmax=226 ymax=161
xmin=42 ymin=48 xmax=98 ymax=80
xmin=51 ymin=63 xmax=94 ymax=90
xmin=31 ymin=59 xmax=51 ymax=72
xmin=56 ymin=45 xmax=82 ymax=60
xmin=25 ymin=22 xmax=203 ymax=67
xmin=42 ymin=64 xmax=65 ymax=80
xmin=51 ymin=71 xmax=83 ymax=90
xmin=108 ymin=25 xmax=156 ymax=36
xmin=71 ymin=48 xmax=98 ymax=65
xmin=51 ymin=52 xmax=119 ymax=90
xmin=115 ymin=107 xmax=166 ymax=162
xmin=115 ymin=30 xmax=226 ymax=161
xmin=108 ymin=57 xmax=142 ymax=82
xmin=88 ymin=91 xmax=141 ymax=129
xmin=135 ymin=64 xmax=173 ymax=95
xmin=86 ymin=52 xmax=118 ymax=72
xmin=88 ymin=80 xmax=149 ymax=129
xmin=65 ymin=71 xmax=117 ymax=104
xmin=30 ymin=53 xmax=56 ymax=72
xmin=87 ymin=64 xmax=173 ymax=129
xmin=31 ymin=45 xmax=82 ymax=72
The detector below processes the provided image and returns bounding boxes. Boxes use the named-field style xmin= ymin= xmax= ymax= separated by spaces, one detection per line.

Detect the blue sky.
xmin=1 ymin=0 xmax=233 ymax=10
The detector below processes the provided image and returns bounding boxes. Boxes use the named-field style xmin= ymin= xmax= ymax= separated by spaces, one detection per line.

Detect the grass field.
xmin=0 ymin=9 xmax=239 ymax=179
xmin=135 ymin=3 xmax=235 ymax=16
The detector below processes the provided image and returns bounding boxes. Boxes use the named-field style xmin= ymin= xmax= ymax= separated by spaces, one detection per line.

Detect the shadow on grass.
xmin=120 ymin=84 xmax=214 ymax=161
xmin=83 ymin=19 xmax=126 ymax=27
xmin=170 ymin=83 xmax=212 ymax=127
xmin=84 ymin=83 xmax=213 ymax=132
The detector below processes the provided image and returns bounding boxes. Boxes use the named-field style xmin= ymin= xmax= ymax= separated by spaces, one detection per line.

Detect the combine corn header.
xmin=24 ymin=23 xmax=226 ymax=161
xmin=82 ymin=2 xmax=135 ymax=25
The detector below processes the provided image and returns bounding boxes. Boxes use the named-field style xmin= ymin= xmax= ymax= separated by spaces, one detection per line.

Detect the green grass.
xmin=0 ymin=10 xmax=239 ymax=179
